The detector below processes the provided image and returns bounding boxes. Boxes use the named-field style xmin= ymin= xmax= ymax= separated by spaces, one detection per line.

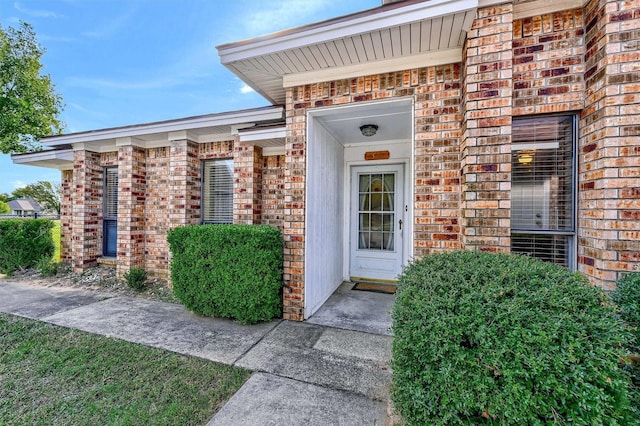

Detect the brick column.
xmin=413 ymin=64 xmax=463 ymax=256
xmin=169 ymin=136 xmax=201 ymax=227
xmin=60 ymin=169 xmax=73 ymax=264
xmin=71 ymin=149 xmax=102 ymax=272
xmin=116 ymin=142 xmax=146 ymax=276
xmin=461 ymin=4 xmax=514 ymax=252
xmin=580 ymin=0 xmax=640 ymax=289
xmin=283 ymin=87 xmax=307 ymax=321
xmin=233 ymin=142 xmax=263 ymax=224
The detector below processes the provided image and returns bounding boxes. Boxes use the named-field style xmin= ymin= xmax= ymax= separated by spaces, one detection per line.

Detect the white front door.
xmin=350 ymin=164 xmax=404 ymax=282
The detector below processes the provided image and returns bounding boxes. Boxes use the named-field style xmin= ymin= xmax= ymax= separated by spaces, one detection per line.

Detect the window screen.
xmin=103 ymin=167 xmax=118 ymax=257
xmin=104 ymin=168 xmax=118 ymax=219
xmin=511 ymin=115 xmax=575 ymax=267
xmin=202 ymin=159 xmax=233 ymax=224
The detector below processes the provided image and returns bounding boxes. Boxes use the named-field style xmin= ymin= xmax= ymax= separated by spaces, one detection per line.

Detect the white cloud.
xmin=242 ymin=0 xmax=333 ymax=35
xmin=14 ymin=2 xmax=63 ymax=18
xmin=240 ymin=84 xmax=255 ymax=94
xmin=11 ymin=180 xmax=27 ymax=190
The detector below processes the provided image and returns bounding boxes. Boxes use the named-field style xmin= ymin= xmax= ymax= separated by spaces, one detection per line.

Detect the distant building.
xmin=8 ymin=198 xmax=42 ymax=217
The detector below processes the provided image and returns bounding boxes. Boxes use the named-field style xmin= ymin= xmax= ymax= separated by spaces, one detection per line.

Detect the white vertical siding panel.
xmin=305 ymin=120 xmax=344 ymax=318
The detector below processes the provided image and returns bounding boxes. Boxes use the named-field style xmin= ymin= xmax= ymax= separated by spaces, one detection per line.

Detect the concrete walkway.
xmin=0 ymin=280 xmax=392 ymax=425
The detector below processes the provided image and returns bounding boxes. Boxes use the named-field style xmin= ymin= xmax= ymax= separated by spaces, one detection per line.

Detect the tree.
xmin=0 ymin=201 xmax=9 ymax=214
xmin=11 ymin=181 xmax=61 ymax=214
xmin=0 ymin=21 xmax=63 ymax=154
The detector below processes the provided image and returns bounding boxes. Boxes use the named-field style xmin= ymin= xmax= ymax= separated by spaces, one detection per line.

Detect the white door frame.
xmin=342 ymin=151 xmax=412 ymax=283
xmin=349 ymin=163 xmax=405 ymax=282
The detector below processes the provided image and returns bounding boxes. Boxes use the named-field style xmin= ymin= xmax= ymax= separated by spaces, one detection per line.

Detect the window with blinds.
xmin=511 ymin=115 xmax=576 ymax=267
xmin=202 ymin=159 xmax=233 ymax=224
xmin=103 ymin=167 xmax=118 ymax=257
xmin=104 ymin=168 xmax=118 ymax=220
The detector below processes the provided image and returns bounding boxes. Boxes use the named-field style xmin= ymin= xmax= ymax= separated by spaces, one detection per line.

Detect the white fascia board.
xmin=218 ymin=0 xmax=478 ymax=64
xmin=41 ymin=106 xmax=284 ymax=147
xmin=283 ymin=48 xmax=462 ymax=88
xmin=513 ymin=0 xmax=584 ymax=20
xmin=11 ymin=149 xmax=74 ymax=170
xmin=239 ymin=127 xmax=286 ymax=143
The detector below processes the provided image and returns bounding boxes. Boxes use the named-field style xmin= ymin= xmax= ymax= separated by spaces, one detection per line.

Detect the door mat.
xmin=352 ymin=282 xmax=397 ymax=294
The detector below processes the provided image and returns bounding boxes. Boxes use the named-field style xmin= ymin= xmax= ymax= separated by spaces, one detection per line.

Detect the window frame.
xmin=103 ymin=166 xmax=118 ymax=257
xmin=201 ymin=158 xmax=234 ymax=225
xmin=510 ymin=113 xmax=578 ymax=270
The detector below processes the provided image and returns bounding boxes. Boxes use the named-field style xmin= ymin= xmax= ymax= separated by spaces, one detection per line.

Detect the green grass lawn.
xmin=52 ymin=219 xmax=61 ymax=261
xmin=0 ymin=313 xmax=251 ymax=425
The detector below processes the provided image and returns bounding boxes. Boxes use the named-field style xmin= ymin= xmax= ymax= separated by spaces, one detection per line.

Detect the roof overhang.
xmin=217 ymin=0 xmax=478 ymax=105
xmin=39 ymin=106 xmax=284 ymax=152
xmin=11 ymin=149 xmax=74 ymax=170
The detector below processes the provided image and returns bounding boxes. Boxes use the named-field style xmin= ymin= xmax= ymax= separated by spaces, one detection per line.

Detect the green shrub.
xmin=0 ymin=219 xmax=55 ymax=275
xmin=613 ymin=272 xmax=640 ymax=412
xmin=167 ymin=224 xmax=283 ymax=324
xmin=392 ymin=250 xmax=635 ymax=425
xmin=36 ymin=257 xmax=63 ymax=277
xmin=124 ymin=266 xmax=148 ymax=291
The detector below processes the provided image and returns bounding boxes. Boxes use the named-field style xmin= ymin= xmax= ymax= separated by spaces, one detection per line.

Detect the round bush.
xmin=392 ymin=251 xmax=635 ymax=425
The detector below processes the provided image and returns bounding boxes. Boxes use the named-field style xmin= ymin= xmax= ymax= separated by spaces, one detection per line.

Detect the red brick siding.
xmin=262 ymin=155 xmax=286 ymax=229
xmin=117 ymin=145 xmax=146 ymax=276
xmin=234 ymin=143 xmax=263 ymax=224
xmin=170 ymin=139 xmax=201 ymax=226
xmin=513 ymin=9 xmax=586 ymax=115
xmin=71 ymin=150 xmax=102 ymax=271
xmin=580 ymin=0 xmax=640 ymax=289
xmin=462 ymin=3 xmax=513 ymax=252
xmin=60 ymin=169 xmax=73 ymax=263
xmin=414 ymin=64 xmax=463 ymax=254
xmin=144 ymin=147 xmax=172 ymax=276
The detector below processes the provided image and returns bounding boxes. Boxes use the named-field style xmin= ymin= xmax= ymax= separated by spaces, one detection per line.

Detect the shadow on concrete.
xmin=306 ymin=282 xmax=395 ymax=336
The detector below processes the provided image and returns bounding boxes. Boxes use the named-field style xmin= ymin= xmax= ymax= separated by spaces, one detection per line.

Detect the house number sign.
xmin=364 ymin=150 xmax=390 ymax=161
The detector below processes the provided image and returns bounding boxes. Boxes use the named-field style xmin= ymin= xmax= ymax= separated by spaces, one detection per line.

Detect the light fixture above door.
xmin=359 ymin=124 xmax=378 ymax=137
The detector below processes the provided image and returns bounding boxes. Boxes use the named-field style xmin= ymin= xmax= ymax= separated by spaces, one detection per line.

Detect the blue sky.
xmin=0 ymin=0 xmax=379 ymax=195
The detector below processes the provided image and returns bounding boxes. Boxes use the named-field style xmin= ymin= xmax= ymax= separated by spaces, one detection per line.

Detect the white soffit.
xmin=217 ymin=0 xmax=478 ymax=105
xmin=11 ymin=149 xmax=74 ymax=170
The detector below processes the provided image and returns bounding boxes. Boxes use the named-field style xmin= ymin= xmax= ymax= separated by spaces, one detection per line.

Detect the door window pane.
xmin=357 ymin=172 xmax=395 ymax=251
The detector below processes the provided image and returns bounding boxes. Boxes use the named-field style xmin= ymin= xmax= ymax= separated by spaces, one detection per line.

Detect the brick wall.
xmin=461 ymin=4 xmax=514 ymax=252
xmin=144 ymin=147 xmax=171 ymax=276
xmin=513 ymin=9 xmax=585 ymax=116
xmin=580 ymin=0 xmax=640 ymax=289
xmin=60 ymin=169 xmax=73 ymax=263
xmin=169 ymin=139 xmax=201 ymax=227
xmin=71 ymin=150 xmax=102 ymax=271
xmin=414 ymin=64 xmax=463 ymax=255
xmin=234 ymin=142 xmax=263 ymax=224
xmin=284 ymin=88 xmax=307 ymax=320
xmin=117 ymin=145 xmax=146 ymax=276
xmin=262 ymin=155 xmax=286 ymax=228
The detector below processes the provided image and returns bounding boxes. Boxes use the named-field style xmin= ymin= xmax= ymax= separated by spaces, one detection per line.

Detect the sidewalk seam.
xmin=230 ymin=318 xmax=284 ymax=366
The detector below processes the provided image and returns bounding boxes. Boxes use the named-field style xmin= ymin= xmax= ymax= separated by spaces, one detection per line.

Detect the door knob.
xmin=399 ymin=219 xmax=403 ymax=230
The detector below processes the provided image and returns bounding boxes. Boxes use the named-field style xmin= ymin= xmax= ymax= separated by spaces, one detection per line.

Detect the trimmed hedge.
xmin=392 ymin=251 xmax=635 ymax=425
xmin=167 ymin=224 xmax=283 ymax=324
xmin=612 ymin=272 xmax=640 ymax=412
xmin=0 ymin=219 xmax=54 ymax=275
